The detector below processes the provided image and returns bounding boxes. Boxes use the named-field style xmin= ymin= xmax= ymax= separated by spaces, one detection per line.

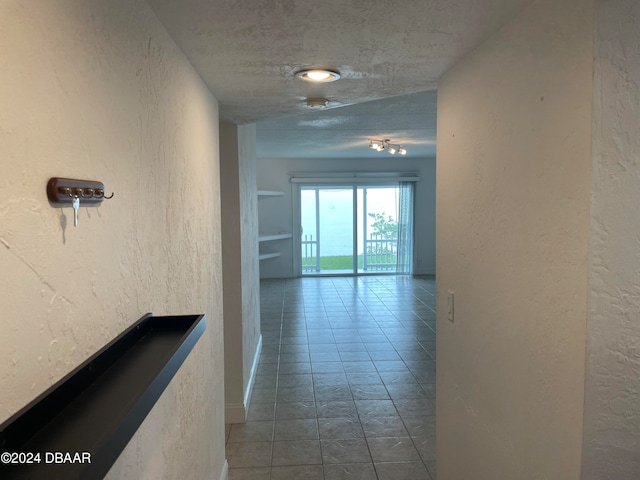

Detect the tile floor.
xmin=225 ymin=276 xmax=437 ymax=480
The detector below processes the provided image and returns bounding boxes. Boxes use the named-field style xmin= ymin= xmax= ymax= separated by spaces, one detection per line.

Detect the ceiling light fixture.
xmin=368 ymin=139 xmax=407 ymax=156
xmin=306 ymin=97 xmax=329 ymax=108
xmin=295 ymin=68 xmax=341 ymax=83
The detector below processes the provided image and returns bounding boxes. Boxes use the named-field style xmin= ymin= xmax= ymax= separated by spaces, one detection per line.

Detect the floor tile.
xmin=316 ymin=400 xmax=358 ymax=419
xmin=360 ymin=416 xmax=409 ymax=438
xmin=402 ymin=415 xmax=436 ymax=437
xmin=342 ymin=361 xmax=377 ymax=373
xmin=277 ymin=385 xmax=315 ymax=402
xmin=272 ymin=440 xmax=322 ymax=466
xmin=393 ymin=398 xmax=435 ymax=417
xmin=278 ymin=362 xmax=312 ymax=374
xmin=336 ymin=342 xmax=368 ymax=352
xmin=311 ymin=362 xmax=345 ymax=373
xmin=250 ymin=387 xmax=277 ymax=404
xmin=313 ymin=372 xmax=349 ymax=386
xmin=374 ymin=361 xmax=410 ymax=373
xmin=229 ymin=277 xmax=437 ymax=477
xmin=247 ymin=403 xmax=275 ymax=421
xmin=320 ymin=438 xmax=372 ymax=464
xmin=274 ymin=418 xmax=319 ymax=441
xmin=368 ymin=350 xmax=402 ymax=361
xmin=379 ymin=371 xmax=418 ymax=385
xmin=254 ymin=375 xmax=278 ymax=389
xmin=310 ymin=352 xmax=341 ymax=362
xmin=278 ymin=374 xmax=313 ymax=388
xmin=346 ymin=372 xmax=383 ymax=385
xmin=228 ymin=421 xmax=274 ymax=443
xmin=317 ymin=417 xmax=364 ymax=439
xmin=374 ymin=461 xmax=431 ymax=480
xmin=413 ymin=435 xmax=436 ymax=462
xmin=350 ymin=384 xmax=390 ymax=400
xmin=322 ymin=463 xmax=377 ymax=480
xmin=354 ymin=399 xmax=399 ymax=417
xmin=426 ymin=460 xmax=437 ymax=479
xmin=339 ymin=351 xmax=372 ymax=362
xmin=270 ymin=465 xmax=324 ymax=480
xmin=385 ymin=383 xmax=428 ymax=400
xmin=275 ymin=401 xmax=317 ymax=420
xmin=314 ymin=384 xmax=353 ymax=401
xmin=226 ymin=442 xmax=273 ymax=468
xmin=367 ymin=437 xmax=421 ymax=462
xmin=228 ymin=466 xmax=271 ymax=480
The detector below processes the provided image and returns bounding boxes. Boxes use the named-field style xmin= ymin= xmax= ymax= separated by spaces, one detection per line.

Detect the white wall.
xmin=583 ymin=1 xmax=640 ymax=477
xmin=220 ymin=122 xmax=261 ymax=423
xmin=256 ymin=157 xmax=436 ymax=278
xmin=436 ymin=0 xmax=593 ymax=478
xmin=0 ymin=1 xmax=226 ymax=479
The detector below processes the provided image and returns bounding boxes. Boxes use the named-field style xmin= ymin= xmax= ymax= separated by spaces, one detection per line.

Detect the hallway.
xmin=226 ymin=276 xmax=437 ymax=480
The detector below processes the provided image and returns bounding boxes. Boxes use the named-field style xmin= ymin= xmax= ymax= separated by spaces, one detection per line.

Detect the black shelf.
xmin=0 ymin=313 xmax=206 ymax=480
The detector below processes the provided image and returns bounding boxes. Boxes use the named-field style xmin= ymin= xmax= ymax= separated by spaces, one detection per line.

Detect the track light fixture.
xmin=368 ymin=139 xmax=407 ymax=156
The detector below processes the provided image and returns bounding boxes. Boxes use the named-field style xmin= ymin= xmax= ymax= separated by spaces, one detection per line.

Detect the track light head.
xmin=367 ymin=138 xmax=407 ymax=156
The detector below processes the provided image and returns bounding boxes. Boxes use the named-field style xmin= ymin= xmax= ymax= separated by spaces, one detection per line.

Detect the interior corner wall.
xmin=220 ymin=122 xmax=261 ymax=423
xmin=256 ymin=156 xmax=436 ymax=278
xmin=435 ymin=0 xmax=593 ymax=478
xmin=583 ymin=1 xmax=640 ymax=478
xmin=0 ymin=1 xmax=226 ymax=479
xmin=237 ymin=124 xmax=261 ymax=416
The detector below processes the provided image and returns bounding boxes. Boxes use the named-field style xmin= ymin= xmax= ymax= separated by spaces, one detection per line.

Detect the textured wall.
xmin=237 ymin=125 xmax=261 ymax=404
xmin=220 ymin=123 xmax=245 ymax=410
xmin=0 ymin=1 xmax=226 ymax=479
xmin=220 ymin=123 xmax=261 ymax=422
xmin=583 ymin=1 xmax=640 ymax=477
xmin=256 ymin=157 xmax=436 ymax=278
xmin=436 ymin=0 xmax=593 ymax=478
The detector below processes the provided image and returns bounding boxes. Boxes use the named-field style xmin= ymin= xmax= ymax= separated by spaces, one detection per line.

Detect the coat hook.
xmin=47 ymin=178 xmax=113 ymax=205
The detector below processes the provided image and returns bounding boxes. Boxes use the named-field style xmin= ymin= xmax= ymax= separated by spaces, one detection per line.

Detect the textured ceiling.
xmin=147 ymin=0 xmax=534 ymax=125
xmin=256 ymin=90 xmax=437 ymax=159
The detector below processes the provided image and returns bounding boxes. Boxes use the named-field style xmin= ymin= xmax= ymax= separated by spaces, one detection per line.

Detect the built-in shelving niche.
xmin=258 ymin=190 xmax=290 ymax=262
xmin=0 ymin=313 xmax=205 ymax=480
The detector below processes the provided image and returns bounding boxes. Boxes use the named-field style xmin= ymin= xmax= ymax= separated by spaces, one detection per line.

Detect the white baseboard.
xmin=225 ymin=403 xmax=246 ymax=424
xmin=243 ymin=334 xmax=262 ymax=414
xmin=224 ymin=334 xmax=262 ymax=424
xmin=218 ymin=459 xmax=229 ymax=480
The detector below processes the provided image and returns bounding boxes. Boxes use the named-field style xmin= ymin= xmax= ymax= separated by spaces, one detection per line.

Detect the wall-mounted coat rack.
xmin=47 ymin=178 xmax=113 ymax=205
xmin=47 ymin=177 xmax=113 ymax=227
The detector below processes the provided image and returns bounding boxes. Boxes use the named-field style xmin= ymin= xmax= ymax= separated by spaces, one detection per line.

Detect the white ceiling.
xmin=256 ymin=90 xmax=437 ymax=159
xmin=147 ymin=0 xmax=533 ymax=158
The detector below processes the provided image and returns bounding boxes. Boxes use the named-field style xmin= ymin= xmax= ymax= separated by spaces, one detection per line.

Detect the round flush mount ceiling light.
xmin=295 ymin=68 xmax=341 ymax=83
xmin=306 ymin=97 xmax=329 ymax=108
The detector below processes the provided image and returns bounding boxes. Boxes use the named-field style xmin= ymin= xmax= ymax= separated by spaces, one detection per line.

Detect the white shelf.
xmin=257 ymin=190 xmax=287 ymax=268
xmin=258 ymin=190 xmax=284 ymax=198
xmin=258 ymin=252 xmax=281 ymax=261
xmin=258 ymin=233 xmax=292 ymax=243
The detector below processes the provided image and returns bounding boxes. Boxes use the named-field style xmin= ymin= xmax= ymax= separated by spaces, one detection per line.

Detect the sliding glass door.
xmin=301 ymin=187 xmax=354 ymax=274
xmin=299 ymin=182 xmax=413 ymax=276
